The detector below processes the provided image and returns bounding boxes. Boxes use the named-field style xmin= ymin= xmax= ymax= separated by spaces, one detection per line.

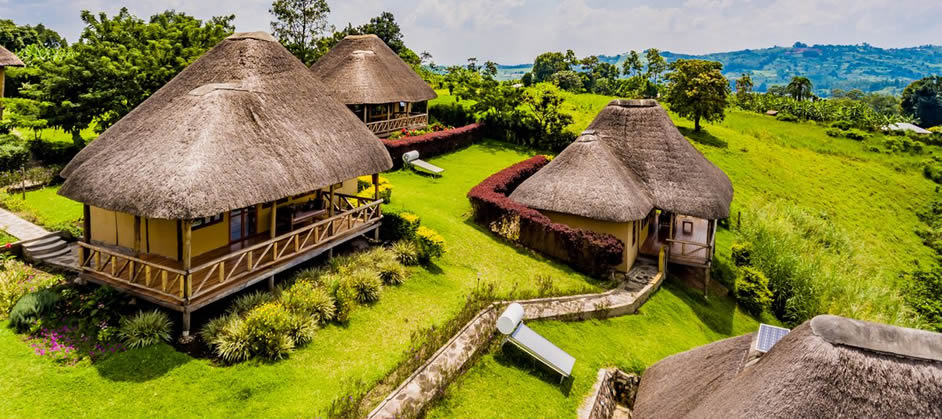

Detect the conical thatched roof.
xmin=633 ymin=315 xmax=942 ymax=418
xmin=310 ymin=34 xmax=436 ymax=105
xmin=0 ymin=45 xmax=25 ymax=67
xmin=511 ymin=100 xmax=733 ymax=221
xmin=509 ymin=131 xmax=653 ymax=221
xmin=60 ymin=32 xmax=392 ymax=220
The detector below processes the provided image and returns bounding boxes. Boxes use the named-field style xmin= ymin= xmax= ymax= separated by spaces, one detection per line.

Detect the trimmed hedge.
xmin=382 ymin=123 xmax=484 ymax=169
xmin=467 ymin=155 xmax=624 ymax=277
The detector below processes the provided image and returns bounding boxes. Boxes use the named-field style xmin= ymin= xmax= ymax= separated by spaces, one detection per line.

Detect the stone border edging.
xmin=367 ymin=263 xmax=663 ymax=418
xmin=577 ymin=368 xmax=641 ymax=419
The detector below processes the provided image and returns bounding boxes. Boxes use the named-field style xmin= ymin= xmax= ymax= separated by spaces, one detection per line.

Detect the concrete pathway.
xmin=0 ymin=207 xmax=49 ymax=241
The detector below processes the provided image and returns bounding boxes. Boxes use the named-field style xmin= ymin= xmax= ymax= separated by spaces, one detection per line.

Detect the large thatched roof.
xmin=60 ymin=32 xmax=392 ymax=220
xmin=310 ymin=34 xmax=436 ymax=105
xmin=633 ymin=315 xmax=942 ymax=418
xmin=510 ymin=100 xmax=733 ymax=221
xmin=509 ymin=131 xmax=653 ymax=221
xmin=0 ymin=45 xmax=24 ymax=67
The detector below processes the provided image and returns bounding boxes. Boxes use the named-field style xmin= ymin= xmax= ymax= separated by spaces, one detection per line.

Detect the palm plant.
xmin=786 ymin=76 xmax=814 ymax=101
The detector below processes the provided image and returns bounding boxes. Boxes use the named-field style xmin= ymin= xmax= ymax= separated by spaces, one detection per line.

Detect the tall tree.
xmin=315 ymin=11 xmax=419 ymax=66
xmin=622 ymin=50 xmax=643 ymax=77
xmin=644 ymin=48 xmax=667 ymax=86
xmin=736 ymin=73 xmax=754 ymax=105
xmin=901 ymin=76 xmax=942 ymax=128
xmin=24 ymin=9 xmax=233 ymax=146
xmin=531 ymin=51 xmax=570 ymax=83
xmin=269 ymin=0 xmax=331 ymax=65
xmin=664 ymin=59 xmax=730 ymax=132
xmin=0 ymin=19 xmax=67 ymax=51
xmin=523 ymin=83 xmax=573 ymax=149
xmin=786 ymin=76 xmax=814 ymax=101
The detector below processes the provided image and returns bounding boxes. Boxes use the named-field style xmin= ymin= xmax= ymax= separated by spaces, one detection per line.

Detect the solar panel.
xmin=755 ymin=324 xmax=791 ymax=353
xmin=508 ymin=323 xmax=576 ymax=377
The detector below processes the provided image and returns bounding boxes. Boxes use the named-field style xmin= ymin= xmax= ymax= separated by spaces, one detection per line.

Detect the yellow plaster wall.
xmin=543 ymin=211 xmax=639 ymax=272
xmin=192 ymin=213 xmax=229 ymax=257
xmin=145 ymin=218 xmax=178 ymax=260
xmin=89 ymin=206 xmax=117 ymax=246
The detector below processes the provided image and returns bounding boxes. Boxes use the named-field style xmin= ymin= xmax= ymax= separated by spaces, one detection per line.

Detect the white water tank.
xmin=497 ymin=303 xmax=525 ymax=335
xmin=402 ymin=150 xmax=420 ymax=164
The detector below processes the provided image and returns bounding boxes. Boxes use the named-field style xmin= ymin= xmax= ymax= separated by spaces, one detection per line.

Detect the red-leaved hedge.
xmin=467 ymin=155 xmax=625 ymax=277
xmin=382 ymin=123 xmax=484 ymax=168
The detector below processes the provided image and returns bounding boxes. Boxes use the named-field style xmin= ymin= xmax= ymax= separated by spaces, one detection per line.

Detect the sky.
xmin=2 ymin=0 xmax=941 ymax=64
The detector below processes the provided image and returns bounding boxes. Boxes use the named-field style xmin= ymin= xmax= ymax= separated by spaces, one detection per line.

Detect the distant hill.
xmin=496 ymin=43 xmax=942 ymax=96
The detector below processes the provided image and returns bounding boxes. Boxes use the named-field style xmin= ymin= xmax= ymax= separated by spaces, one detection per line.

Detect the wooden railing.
xmin=665 ymin=239 xmax=711 ymax=260
xmin=78 ymin=199 xmax=383 ymax=302
xmin=77 ymin=242 xmax=188 ymax=303
xmin=366 ymin=113 xmax=428 ymax=135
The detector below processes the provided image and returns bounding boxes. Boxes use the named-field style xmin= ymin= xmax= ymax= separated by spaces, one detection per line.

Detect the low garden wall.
xmin=381 ymin=123 xmax=484 ymax=169
xmin=367 ymin=262 xmax=663 ymax=418
xmin=578 ymin=368 xmax=641 ymax=419
xmin=467 ymin=156 xmax=624 ymax=277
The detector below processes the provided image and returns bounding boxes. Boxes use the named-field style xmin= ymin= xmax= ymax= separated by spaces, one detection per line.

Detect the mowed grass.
xmin=1 ymin=186 xmax=84 ymax=234
xmin=0 ymin=141 xmax=602 ymax=417
xmin=426 ymin=282 xmax=760 ymax=418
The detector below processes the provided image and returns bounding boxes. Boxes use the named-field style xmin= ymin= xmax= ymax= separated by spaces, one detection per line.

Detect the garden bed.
xmin=381 ymin=123 xmax=484 ymax=168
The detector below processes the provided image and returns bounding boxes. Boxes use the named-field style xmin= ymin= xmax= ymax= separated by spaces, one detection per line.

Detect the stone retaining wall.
xmin=578 ymin=368 xmax=641 ymax=419
xmin=367 ymin=262 xmax=663 ymax=418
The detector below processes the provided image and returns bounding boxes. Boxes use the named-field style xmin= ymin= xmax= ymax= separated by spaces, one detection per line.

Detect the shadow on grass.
xmin=667 ymin=275 xmax=737 ymax=335
xmin=95 ymin=343 xmax=191 ymax=382
xmin=679 ymin=127 xmax=728 ymax=149
xmin=494 ymin=342 xmax=574 ymax=397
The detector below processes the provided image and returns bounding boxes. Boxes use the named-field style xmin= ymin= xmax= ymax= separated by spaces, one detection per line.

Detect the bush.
xmin=429 ymin=102 xmax=475 ymax=127
xmin=0 ymin=259 xmax=62 ymax=317
xmin=210 ymin=315 xmax=252 ymax=363
xmin=775 ymin=113 xmax=799 ymax=122
xmin=415 ymin=226 xmax=446 ymax=263
xmin=391 ymin=240 xmax=419 ymax=266
xmin=379 ymin=210 xmax=421 ymax=242
xmin=825 ymin=127 xmax=843 ymax=137
xmin=731 ymin=242 xmax=752 ymax=267
xmin=8 ymin=288 xmax=60 ymax=332
xmin=228 ymin=290 xmax=276 ymax=315
xmin=735 ymin=267 xmax=772 ymax=316
xmin=377 ymin=259 xmax=407 ymax=285
xmin=29 ymin=140 xmax=79 ymax=166
xmin=844 ymin=129 xmax=867 ymax=141
xmin=287 ymin=312 xmax=318 ymax=346
xmin=243 ymin=302 xmax=295 ymax=360
xmin=200 ymin=313 xmax=238 ymax=344
xmin=332 ymin=281 xmax=356 ymax=323
xmin=830 ymin=120 xmax=854 ymax=130
xmin=118 ymin=310 xmax=173 ymax=349
xmin=924 ymin=156 xmax=942 ymax=184
xmin=282 ymin=280 xmax=336 ymax=324
xmin=467 ymin=156 xmax=624 ymax=276
xmin=0 ymin=135 xmax=29 ymax=172
xmin=347 ymin=269 xmax=382 ymax=304
xmin=905 ymin=268 xmax=942 ymax=332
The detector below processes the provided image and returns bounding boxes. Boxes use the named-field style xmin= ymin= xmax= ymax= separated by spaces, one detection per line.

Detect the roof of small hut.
xmin=509 ymin=131 xmax=654 ymax=222
xmin=310 ymin=34 xmax=436 ymax=105
xmin=511 ymin=100 xmax=733 ymax=222
xmin=59 ymin=31 xmax=393 ymax=220
xmin=0 ymin=45 xmax=25 ymax=67
xmin=632 ymin=315 xmax=942 ymax=418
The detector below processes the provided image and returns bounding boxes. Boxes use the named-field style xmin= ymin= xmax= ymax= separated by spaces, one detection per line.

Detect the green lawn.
xmin=427 ymin=282 xmax=760 ymax=418
xmin=1 ymin=186 xmax=84 ymax=236
xmin=12 ymin=124 xmax=97 ymax=145
xmin=0 ymin=141 xmax=603 ymax=417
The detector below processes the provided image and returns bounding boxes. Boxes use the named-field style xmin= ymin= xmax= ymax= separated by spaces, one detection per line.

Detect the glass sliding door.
xmin=229 ymin=207 xmax=257 ymax=243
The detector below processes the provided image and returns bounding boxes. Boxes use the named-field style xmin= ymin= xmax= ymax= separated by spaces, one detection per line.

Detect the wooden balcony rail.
xmin=366 ymin=113 xmax=428 ymax=136
xmin=78 ymin=199 xmax=383 ymax=303
xmin=665 ymin=238 xmax=711 ymax=259
xmin=323 ymin=193 xmax=376 ymax=213
xmin=77 ymin=242 xmax=188 ymax=303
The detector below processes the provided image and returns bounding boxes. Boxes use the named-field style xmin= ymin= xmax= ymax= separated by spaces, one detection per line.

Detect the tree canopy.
xmin=786 ymin=76 xmax=814 ymax=101
xmin=22 ymin=9 xmax=234 ymax=146
xmin=0 ymin=19 xmax=67 ymax=51
xmin=269 ymin=0 xmax=331 ymax=66
xmin=664 ymin=59 xmax=730 ymax=132
xmin=901 ymin=76 xmax=942 ymax=128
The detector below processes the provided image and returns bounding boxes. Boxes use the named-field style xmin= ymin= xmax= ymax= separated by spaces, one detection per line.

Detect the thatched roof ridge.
xmin=633 ymin=315 xmax=942 ymax=418
xmin=513 ymin=100 xmax=732 ymax=221
xmin=310 ymin=34 xmax=436 ymax=105
xmin=59 ymin=32 xmax=392 ymax=220
xmin=509 ymin=131 xmax=654 ymax=222
xmin=0 ymin=45 xmax=25 ymax=67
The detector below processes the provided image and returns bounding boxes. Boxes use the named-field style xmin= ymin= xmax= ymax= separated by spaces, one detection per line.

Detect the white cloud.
xmin=2 ymin=0 xmax=941 ymax=64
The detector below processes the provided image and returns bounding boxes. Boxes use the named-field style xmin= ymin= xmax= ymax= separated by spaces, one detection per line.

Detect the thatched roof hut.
xmin=59 ymin=32 xmax=392 ymax=220
xmin=310 ymin=34 xmax=436 ymax=105
xmin=510 ymin=100 xmax=733 ymax=221
xmin=632 ymin=315 xmax=942 ymax=418
xmin=0 ymin=45 xmax=24 ymax=67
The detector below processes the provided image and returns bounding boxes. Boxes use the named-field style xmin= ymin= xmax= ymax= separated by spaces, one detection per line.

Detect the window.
xmin=192 ymin=214 xmax=224 ymax=230
xmin=229 ymin=207 xmax=257 ymax=243
xmin=632 ymin=221 xmax=637 ymax=246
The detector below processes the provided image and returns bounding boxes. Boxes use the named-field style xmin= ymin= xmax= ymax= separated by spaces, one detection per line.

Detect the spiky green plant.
xmin=118 ymin=310 xmax=173 ymax=349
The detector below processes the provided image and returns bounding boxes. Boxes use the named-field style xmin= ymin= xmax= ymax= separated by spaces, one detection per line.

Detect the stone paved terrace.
xmin=0 ymin=207 xmax=50 ymax=241
xmin=368 ymin=260 xmax=663 ymax=418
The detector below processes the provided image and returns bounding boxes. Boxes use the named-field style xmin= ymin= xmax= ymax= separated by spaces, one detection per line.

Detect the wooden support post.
xmin=0 ymin=68 xmax=5 ymax=120
xmin=270 ymin=201 xmax=277 ymax=259
xmin=363 ymin=105 xmax=368 ymax=123
xmin=704 ymin=266 xmax=711 ymax=299
xmin=133 ymin=216 xmax=142 ymax=255
xmin=372 ymin=173 xmax=380 ymax=201
xmin=181 ymin=309 xmax=191 ymax=339
xmin=387 ymin=103 xmax=392 ymax=122
xmin=268 ymin=276 xmax=275 ymax=290
xmin=182 ymin=220 xmax=192 ymax=299
xmin=81 ymin=204 xmax=91 ymax=264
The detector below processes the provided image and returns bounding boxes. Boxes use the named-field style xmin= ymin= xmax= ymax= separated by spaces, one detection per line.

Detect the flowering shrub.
xmin=387 ymin=122 xmax=451 ymax=140
xmin=379 ymin=210 xmax=421 ymax=242
xmin=467 ymin=156 xmax=624 ymax=277
xmin=281 ymin=280 xmax=336 ymax=324
xmin=243 ymin=302 xmax=296 ymax=360
xmin=0 ymin=258 xmax=62 ymax=317
xmin=27 ymin=324 xmax=124 ymax=365
xmin=382 ymin=123 xmax=485 ymax=168
xmin=356 ymin=175 xmax=393 ymax=203
xmin=415 ymin=226 xmax=446 ymax=263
